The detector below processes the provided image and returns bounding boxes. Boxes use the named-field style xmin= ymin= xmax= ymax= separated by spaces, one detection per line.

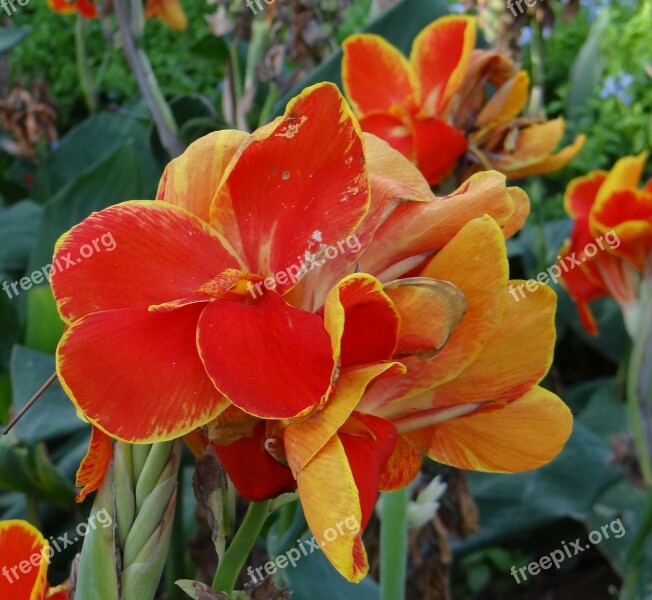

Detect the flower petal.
xmin=342 ymin=34 xmax=418 ymax=116
xmin=157 ymin=130 xmax=248 ymax=222
xmin=213 ymin=422 xmax=296 ymax=502
xmin=0 ymin=520 xmax=49 ymax=600
xmin=564 ymin=171 xmax=607 ymax=218
xmin=361 ymin=171 xmax=518 ymax=278
xmin=324 ymin=273 xmax=399 ymax=368
xmin=379 ymin=435 xmax=421 ymax=491
xmin=52 ymin=201 xmax=241 ymax=323
xmin=75 ymin=426 xmax=113 ymax=503
xmin=412 ymin=117 xmax=467 ymax=186
xmin=595 ymin=152 xmax=648 ymax=205
xmin=57 ymin=304 xmax=229 ymax=442
xmin=384 ymin=277 xmax=467 ymax=359
xmin=475 ymin=71 xmax=529 ymax=128
xmin=197 ymin=291 xmax=333 ymax=419
xmin=359 ymin=113 xmax=414 ymax=160
xmin=285 ymin=363 xmax=404 ymax=475
xmin=410 ymin=16 xmax=476 ymax=115
xmin=407 ymin=386 xmax=572 ymax=472
xmin=210 ymin=83 xmax=369 ymax=293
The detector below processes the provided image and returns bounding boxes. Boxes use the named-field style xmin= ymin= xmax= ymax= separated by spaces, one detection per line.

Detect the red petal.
xmin=210 ymin=83 xmax=369 ymax=293
xmin=52 ymin=201 xmax=240 ymax=323
xmin=359 ymin=113 xmax=415 ymax=160
xmin=412 ymin=117 xmax=467 ymax=185
xmin=213 ymin=422 xmax=296 ymax=502
xmin=57 ymin=304 xmax=228 ymax=443
xmin=197 ymin=292 xmax=334 ymax=418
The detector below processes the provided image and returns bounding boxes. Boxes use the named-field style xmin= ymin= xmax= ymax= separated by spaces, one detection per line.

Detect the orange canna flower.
xmin=145 ymin=0 xmax=187 ymax=31
xmin=0 ymin=520 xmax=70 ymax=600
xmin=52 ymin=82 xmax=571 ymax=583
xmin=559 ymin=153 xmax=652 ymax=335
xmin=342 ymin=16 xmax=584 ymax=186
xmin=47 ymin=0 xmax=97 ymax=18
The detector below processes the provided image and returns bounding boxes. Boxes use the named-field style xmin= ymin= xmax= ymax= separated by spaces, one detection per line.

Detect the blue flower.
xmin=600 ymin=71 xmax=635 ymax=106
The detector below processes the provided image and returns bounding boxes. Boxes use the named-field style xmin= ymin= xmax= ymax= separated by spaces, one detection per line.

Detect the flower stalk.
xmin=75 ymin=440 xmax=182 ymax=600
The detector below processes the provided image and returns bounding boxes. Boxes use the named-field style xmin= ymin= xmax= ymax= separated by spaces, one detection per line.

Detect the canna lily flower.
xmin=559 ymin=153 xmax=652 ymax=335
xmin=145 ymin=0 xmax=187 ymax=31
xmin=52 ymin=83 xmax=371 ymax=444
xmin=0 ymin=521 xmax=69 ymax=600
xmin=342 ymin=16 xmax=584 ymax=186
xmin=47 ymin=0 xmax=97 ymax=18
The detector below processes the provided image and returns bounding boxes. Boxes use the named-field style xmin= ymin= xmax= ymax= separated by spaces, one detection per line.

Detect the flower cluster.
xmin=559 ymin=153 xmax=652 ymax=336
xmin=341 ymin=16 xmax=585 ymax=186
xmin=49 ymin=83 xmax=572 ymax=582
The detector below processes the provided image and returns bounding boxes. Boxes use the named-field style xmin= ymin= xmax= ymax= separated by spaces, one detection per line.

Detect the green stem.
xmin=528 ymin=18 xmax=546 ymax=116
xmin=113 ymin=0 xmax=183 ymax=158
xmin=165 ymin=467 xmax=187 ymax=600
xmin=75 ymin=14 xmax=97 ymax=113
xmin=212 ymin=500 xmax=272 ymax=595
xmin=258 ymin=83 xmax=279 ymax=128
xmin=627 ymin=290 xmax=652 ymax=486
xmin=380 ymin=488 xmax=409 ymax=600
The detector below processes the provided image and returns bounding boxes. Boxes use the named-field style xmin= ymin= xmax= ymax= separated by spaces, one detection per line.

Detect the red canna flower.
xmin=47 ymin=0 xmax=97 ymax=18
xmin=342 ymin=16 xmax=584 ymax=186
xmin=559 ymin=153 xmax=652 ymax=335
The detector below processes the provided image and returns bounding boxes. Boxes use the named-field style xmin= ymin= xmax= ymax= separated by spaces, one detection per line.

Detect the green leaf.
xmin=0 ymin=200 xmax=43 ymax=272
xmin=566 ymin=10 xmax=609 ymax=120
xmin=9 ymin=345 xmax=85 ymax=445
xmin=32 ymin=110 xmax=160 ymax=202
xmin=0 ymin=27 xmax=29 ymax=53
xmin=25 ymin=286 xmax=65 ymax=354
xmin=28 ymin=143 xmax=144 ymax=272
xmin=457 ymin=421 xmax=622 ymax=553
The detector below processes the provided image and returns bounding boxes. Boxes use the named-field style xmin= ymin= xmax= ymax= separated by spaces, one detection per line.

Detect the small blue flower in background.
xmin=600 ymin=71 xmax=635 ymax=106
xmin=518 ymin=26 xmax=532 ymax=47
xmin=449 ymin=3 xmax=466 ymax=14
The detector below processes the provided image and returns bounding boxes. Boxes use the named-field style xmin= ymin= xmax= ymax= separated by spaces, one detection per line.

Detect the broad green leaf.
xmin=25 ymin=286 xmax=65 ymax=354
xmin=0 ymin=27 xmax=29 ymax=53
xmin=28 ymin=143 xmax=144 ymax=272
xmin=0 ymin=200 xmax=43 ymax=272
xmin=10 ymin=345 xmax=85 ymax=445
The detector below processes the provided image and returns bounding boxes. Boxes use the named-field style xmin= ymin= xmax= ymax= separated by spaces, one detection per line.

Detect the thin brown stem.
xmin=3 ymin=372 xmax=57 ymax=434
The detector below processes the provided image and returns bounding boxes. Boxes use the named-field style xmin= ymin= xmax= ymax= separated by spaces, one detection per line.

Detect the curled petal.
xmin=379 ymin=435 xmax=421 ymax=491
xmin=75 ymin=426 xmax=113 ymax=503
xmin=475 ymin=71 xmax=529 ymax=128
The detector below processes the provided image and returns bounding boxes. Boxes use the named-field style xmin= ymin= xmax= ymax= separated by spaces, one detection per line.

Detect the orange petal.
xmin=595 ymin=152 xmax=648 ymax=206
xmin=384 ymin=277 xmax=466 ymax=359
xmin=297 ymin=413 xmax=396 ymax=582
xmin=342 ymin=34 xmax=418 ymax=117
xmin=197 ymin=291 xmax=333 ymax=419
xmin=75 ymin=426 xmax=113 ymax=503
xmin=476 ymin=71 xmax=529 ymax=128
xmin=379 ymin=435 xmax=421 ymax=491
xmin=323 ymin=273 xmax=399 ymax=369
xmin=407 ymin=386 xmax=572 ymax=472
xmin=210 ymin=83 xmax=369 ymax=293
xmin=0 ymin=520 xmax=49 ymax=600
xmin=213 ymin=422 xmax=296 ymax=502
xmin=502 ymin=186 xmax=530 ymax=238
xmin=285 ymin=362 xmax=404 ymax=475
xmin=51 ymin=201 xmax=241 ymax=324
xmin=410 ymin=16 xmax=476 ymax=115
xmin=412 ymin=117 xmax=467 ymax=186
xmin=361 ymin=171 xmax=518 ymax=278
xmin=156 ymin=130 xmax=248 ymax=221
xmin=57 ymin=304 xmax=229 ymax=443
xmin=432 ymin=281 xmax=556 ymax=406
xmin=360 ymin=216 xmax=508 ymax=417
